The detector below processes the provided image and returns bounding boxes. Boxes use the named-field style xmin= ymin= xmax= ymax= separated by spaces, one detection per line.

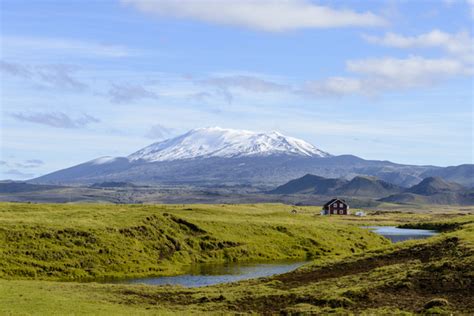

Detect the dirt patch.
xmin=169 ymin=216 xmax=206 ymax=234
xmin=231 ymin=294 xmax=354 ymax=314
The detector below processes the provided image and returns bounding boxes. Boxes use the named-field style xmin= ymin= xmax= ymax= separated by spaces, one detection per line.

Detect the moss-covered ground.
xmin=0 ymin=202 xmax=473 ymax=314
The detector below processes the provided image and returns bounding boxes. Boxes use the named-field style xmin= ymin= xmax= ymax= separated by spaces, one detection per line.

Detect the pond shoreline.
xmin=101 ymin=226 xmax=439 ymax=287
xmin=105 ymin=260 xmax=308 ymax=288
xmin=365 ymin=226 xmax=438 ymax=243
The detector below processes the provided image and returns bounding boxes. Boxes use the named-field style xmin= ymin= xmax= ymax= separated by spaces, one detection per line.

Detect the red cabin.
xmin=322 ymin=198 xmax=349 ymax=215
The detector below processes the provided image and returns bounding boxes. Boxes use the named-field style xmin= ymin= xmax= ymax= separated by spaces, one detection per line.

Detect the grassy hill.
xmin=0 ymin=205 xmax=472 ymax=315
xmin=0 ymin=203 xmax=387 ymax=281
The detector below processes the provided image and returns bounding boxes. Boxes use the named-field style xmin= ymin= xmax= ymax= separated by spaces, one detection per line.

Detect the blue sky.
xmin=1 ymin=0 xmax=473 ymax=180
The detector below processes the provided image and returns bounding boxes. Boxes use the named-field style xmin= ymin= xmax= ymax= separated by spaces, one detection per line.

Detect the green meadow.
xmin=0 ymin=202 xmax=473 ymax=314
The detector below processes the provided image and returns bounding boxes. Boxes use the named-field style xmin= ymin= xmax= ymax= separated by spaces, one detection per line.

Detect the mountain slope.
xmin=406 ymin=177 xmax=464 ymax=195
xmin=380 ymin=177 xmax=473 ymax=205
xmin=379 ymin=191 xmax=474 ymax=205
xmin=269 ymin=174 xmax=346 ymax=194
xmin=270 ymin=174 xmax=403 ymax=198
xmin=336 ymin=176 xmax=403 ymax=197
xmin=128 ymin=127 xmax=330 ymax=162
xmin=421 ymin=166 xmax=474 ymax=188
xmin=30 ymin=157 xmax=132 ymax=185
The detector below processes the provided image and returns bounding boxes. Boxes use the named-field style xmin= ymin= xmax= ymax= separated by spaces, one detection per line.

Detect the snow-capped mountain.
xmin=128 ymin=127 xmax=331 ymax=162
xmin=30 ymin=127 xmax=474 ymax=188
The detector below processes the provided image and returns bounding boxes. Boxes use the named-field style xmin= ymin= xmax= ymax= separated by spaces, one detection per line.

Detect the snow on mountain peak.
xmin=128 ymin=127 xmax=331 ymax=162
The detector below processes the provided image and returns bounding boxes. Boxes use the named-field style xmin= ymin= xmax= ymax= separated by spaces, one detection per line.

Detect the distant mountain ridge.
xmin=29 ymin=128 xmax=474 ymax=188
xmin=406 ymin=177 xmax=464 ymax=195
xmin=270 ymin=174 xmax=403 ymax=198
xmin=337 ymin=176 xmax=402 ymax=197
xmin=271 ymin=174 xmax=474 ymax=205
xmin=269 ymin=174 xmax=346 ymax=195
xmin=420 ymin=165 xmax=474 ymax=187
xmin=380 ymin=177 xmax=474 ymax=205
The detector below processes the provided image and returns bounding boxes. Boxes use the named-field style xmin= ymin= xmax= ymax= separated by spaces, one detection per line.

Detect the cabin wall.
xmin=328 ymin=202 xmax=348 ymax=215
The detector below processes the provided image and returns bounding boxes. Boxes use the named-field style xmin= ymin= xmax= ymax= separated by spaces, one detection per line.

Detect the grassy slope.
xmin=0 ymin=203 xmax=387 ymax=280
xmin=0 ymin=203 xmax=473 ymax=315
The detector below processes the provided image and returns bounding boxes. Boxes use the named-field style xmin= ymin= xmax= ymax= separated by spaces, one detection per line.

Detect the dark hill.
xmin=269 ymin=174 xmax=346 ymax=194
xmin=421 ymin=164 xmax=474 ymax=188
xmin=379 ymin=191 xmax=474 ymax=205
xmin=269 ymin=174 xmax=402 ymax=198
xmin=406 ymin=177 xmax=463 ymax=195
xmin=336 ymin=176 xmax=403 ymax=197
xmin=379 ymin=177 xmax=472 ymax=205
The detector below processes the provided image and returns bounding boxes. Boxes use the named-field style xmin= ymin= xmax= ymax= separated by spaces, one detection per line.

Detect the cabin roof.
xmin=323 ymin=198 xmax=347 ymax=208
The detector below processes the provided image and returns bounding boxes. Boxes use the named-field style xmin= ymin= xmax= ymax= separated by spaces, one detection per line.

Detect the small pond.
xmin=106 ymin=227 xmax=438 ymax=288
xmin=109 ymin=260 xmax=306 ymax=288
xmin=366 ymin=226 xmax=438 ymax=243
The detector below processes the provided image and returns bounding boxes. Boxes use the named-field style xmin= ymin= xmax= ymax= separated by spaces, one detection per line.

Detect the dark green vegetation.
xmin=0 ymin=202 xmax=473 ymax=315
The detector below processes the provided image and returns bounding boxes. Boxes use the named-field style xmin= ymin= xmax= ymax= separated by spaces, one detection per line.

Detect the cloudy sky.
xmin=1 ymin=0 xmax=473 ymax=180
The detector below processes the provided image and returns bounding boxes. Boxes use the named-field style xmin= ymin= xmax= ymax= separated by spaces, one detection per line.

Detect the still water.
xmin=110 ymin=260 xmax=306 ymax=288
xmin=366 ymin=226 xmax=438 ymax=242
xmin=109 ymin=227 xmax=437 ymax=287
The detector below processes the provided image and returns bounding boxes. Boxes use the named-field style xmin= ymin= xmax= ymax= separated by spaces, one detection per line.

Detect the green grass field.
xmin=0 ymin=202 xmax=473 ymax=315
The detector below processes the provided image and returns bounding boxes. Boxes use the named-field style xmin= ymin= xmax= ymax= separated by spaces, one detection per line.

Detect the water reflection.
xmin=110 ymin=260 xmax=305 ymax=288
xmin=366 ymin=226 xmax=438 ymax=243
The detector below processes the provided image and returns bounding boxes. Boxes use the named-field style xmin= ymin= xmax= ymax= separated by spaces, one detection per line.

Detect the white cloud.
xmin=304 ymin=56 xmax=471 ymax=96
xmin=303 ymin=77 xmax=363 ymax=97
xmin=356 ymin=30 xmax=473 ymax=96
xmin=108 ymin=83 xmax=159 ymax=104
xmin=10 ymin=111 xmax=100 ymax=129
xmin=1 ymin=36 xmax=137 ymax=58
xmin=0 ymin=60 xmax=88 ymax=91
xmin=362 ymin=30 xmax=473 ymax=60
xmin=202 ymin=75 xmax=288 ymax=92
xmin=121 ymin=0 xmax=387 ymax=31
xmin=1 ymin=60 xmax=88 ymax=90
xmin=347 ymin=56 xmax=469 ymax=86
